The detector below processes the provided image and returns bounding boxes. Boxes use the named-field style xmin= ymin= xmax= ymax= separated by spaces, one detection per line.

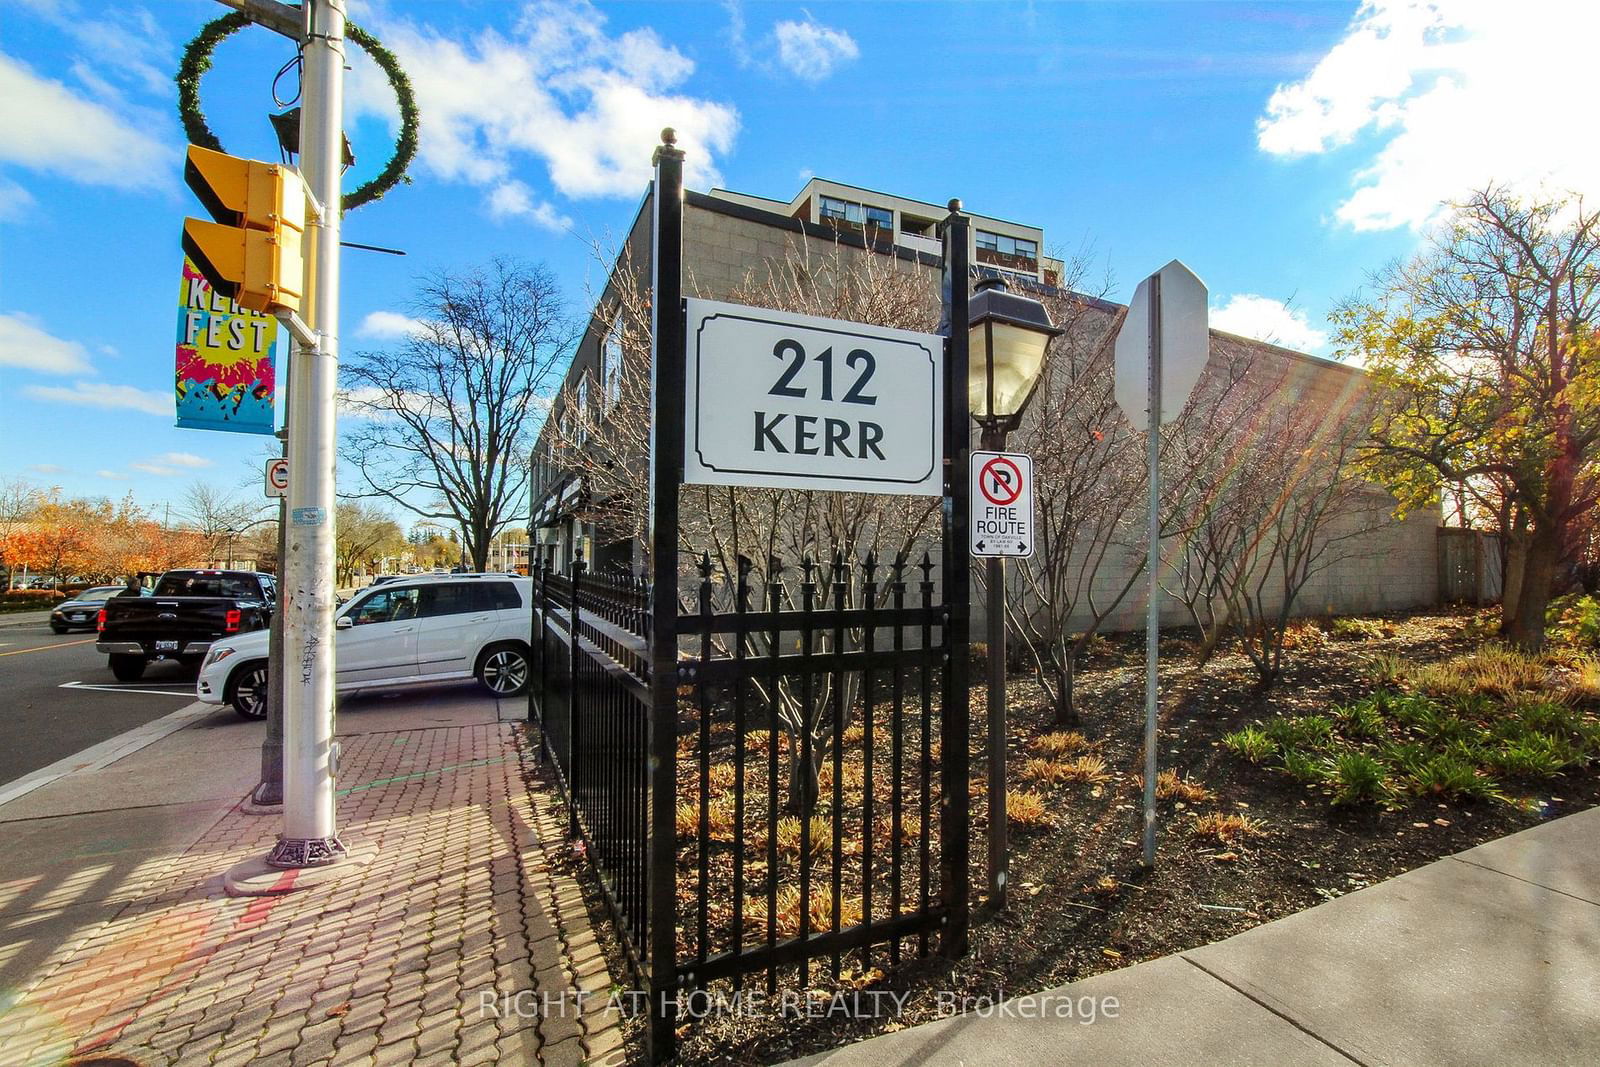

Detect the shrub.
xmin=840 ymin=722 xmax=866 ymax=746
xmin=1380 ymin=740 xmax=1432 ymax=779
xmin=1489 ymin=733 xmax=1573 ymax=778
xmin=1331 ymin=616 xmax=1388 ymax=641
xmin=1365 ymin=652 xmax=1406 ymax=686
xmin=1510 ymin=698 xmax=1580 ymax=736
xmin=1408 ymin=755 xmax=1497 ymax=800
xmin=1279 ymin=748 xmax=1330 ymax=784
xmin=1281 ymin=620 xmax=1329 ymax=652
xmin=1330 ymin=752 xmax=1389 ymax=804
xmin=1192 ymin=812 xmax=1266 ymax=845
xmin=1029 ymin=730 xmax=1091 ymax=758
xmin=1264 ymin=715 xmax=1335 ymax=751
xmin=817 ymin=761 xmax=866 ymax=792
xmin=1005 ymin=790 xmax=1052 ymax=827
xmin=1222 ymin=726 xmax=1275 ymax=764
xmin=1547 ymin=593 xmax=1600 ymax=647
xmin=1334 ymin=698 xmax=1386 ymax=740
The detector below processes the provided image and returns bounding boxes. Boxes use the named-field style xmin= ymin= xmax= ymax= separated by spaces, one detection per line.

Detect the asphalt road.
xmin=0 ymin=620 xmax=200 ymax=786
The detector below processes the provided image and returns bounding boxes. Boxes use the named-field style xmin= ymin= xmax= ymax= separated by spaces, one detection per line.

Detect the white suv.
xmin=197 ymin=573 xmax=532 ymax=719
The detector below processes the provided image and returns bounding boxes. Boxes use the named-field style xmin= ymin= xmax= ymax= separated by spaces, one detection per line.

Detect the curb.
xmin=0 ymin=700 xmax=220 ymax=812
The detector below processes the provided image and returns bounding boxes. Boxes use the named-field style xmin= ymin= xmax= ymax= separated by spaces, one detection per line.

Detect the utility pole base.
xmin=225 ymin=845 xmax=370 ymax=897
xmin=267 ymin=834 xmax=349 ymax=868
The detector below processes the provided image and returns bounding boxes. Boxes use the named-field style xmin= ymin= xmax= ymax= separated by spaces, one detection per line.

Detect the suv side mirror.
xmin=335 ymin=616 xmax=353 ymax=630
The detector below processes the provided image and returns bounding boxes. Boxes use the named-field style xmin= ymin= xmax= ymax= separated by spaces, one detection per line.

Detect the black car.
xmin=50 ymin=585 xmax=138 ymax=633
xmin=97 ymin=569 xmax=275 ymax=680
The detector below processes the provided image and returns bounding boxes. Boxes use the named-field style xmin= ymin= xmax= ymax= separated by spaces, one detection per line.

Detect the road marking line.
xmin=0 ymin=637 xmax=96 ymax=657
xmin=0 ymin=701 xmax=218 ymax=811
xmin=59 ymin=681 xmax=195 ymax=697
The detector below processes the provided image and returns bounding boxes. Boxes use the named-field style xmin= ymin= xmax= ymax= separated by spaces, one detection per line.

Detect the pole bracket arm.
xmin=275 ymin=309 xmax=320 ymax=351
xmin=215 ymin=0 xmax=303 ymax=42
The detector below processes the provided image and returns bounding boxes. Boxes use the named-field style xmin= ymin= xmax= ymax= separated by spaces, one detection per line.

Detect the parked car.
xmin=197 ymin=573 xmax=532 ymax=719
xmin=50 ymin=585 xmax=141 ymax=633
xmin=97 ymin=569 xmax=276 ymax=681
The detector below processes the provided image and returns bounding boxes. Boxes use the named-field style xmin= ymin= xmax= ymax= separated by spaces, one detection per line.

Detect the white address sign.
xmin=683 ymin=298 xmax=943 ymax=496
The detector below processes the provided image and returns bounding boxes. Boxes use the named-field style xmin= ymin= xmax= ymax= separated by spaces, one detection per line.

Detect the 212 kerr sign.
xmin=683 ymin=299 xmax=943 ymax=496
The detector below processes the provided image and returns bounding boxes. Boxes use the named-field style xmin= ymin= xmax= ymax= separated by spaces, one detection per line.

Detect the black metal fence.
xmin=528 ymin=548 xmax=967 ymax=1051
xmin=530 ymin=559 xmax=652 ymax=972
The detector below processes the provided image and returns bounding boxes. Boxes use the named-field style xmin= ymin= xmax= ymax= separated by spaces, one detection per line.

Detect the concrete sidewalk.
xmin=0 ymin=688 xmax=624 ymax=1066
xmin=796 ymin=806 xmax=1600 ymax=1066
xmin=0 ymin=611 xmax=51 ymax=630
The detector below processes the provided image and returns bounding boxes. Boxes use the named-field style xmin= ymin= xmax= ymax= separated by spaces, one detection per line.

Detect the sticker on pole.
xmin=971 ymin=450 xmax=1033 ymax=558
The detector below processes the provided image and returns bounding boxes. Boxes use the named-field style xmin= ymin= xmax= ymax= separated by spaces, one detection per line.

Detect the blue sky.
xmin=2 ymin=0 xmax=1594 ymax=519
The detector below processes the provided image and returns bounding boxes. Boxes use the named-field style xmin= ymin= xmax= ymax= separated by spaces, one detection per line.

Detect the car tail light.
xmin=225 ymin=609 xmax=241 ymax=633
xmin=97 ymin=609 xmax=107 ymax=632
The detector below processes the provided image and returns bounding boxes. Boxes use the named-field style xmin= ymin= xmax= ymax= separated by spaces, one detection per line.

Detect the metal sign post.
xmin=1113 ymin=260 xmax=1208 ymax=867
xmin=970 ymin=450 xmax=1033 ymax=558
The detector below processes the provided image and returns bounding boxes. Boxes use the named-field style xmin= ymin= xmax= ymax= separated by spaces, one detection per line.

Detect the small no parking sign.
xmin=970 ymin=450 xmax=1033 ymax=558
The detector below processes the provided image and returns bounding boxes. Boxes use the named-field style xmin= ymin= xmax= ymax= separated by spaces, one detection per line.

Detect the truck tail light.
xmin=97 ymin=609 xmax=107 ymax=632
xmin=225 ymin=609 xmax=241 ymax=634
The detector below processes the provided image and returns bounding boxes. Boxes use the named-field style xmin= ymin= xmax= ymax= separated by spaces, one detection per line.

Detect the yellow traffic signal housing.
xmin=181 ymin=145 xmax=306 ymax=313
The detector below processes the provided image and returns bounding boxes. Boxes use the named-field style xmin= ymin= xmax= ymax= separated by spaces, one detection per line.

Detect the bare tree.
xmin=181 ymin=482 xmax=261 ymax=563
xmin=343 ymin=258 xmax=573 ymax=571
xmin=546 ymin=235 xmax=944 ymax=812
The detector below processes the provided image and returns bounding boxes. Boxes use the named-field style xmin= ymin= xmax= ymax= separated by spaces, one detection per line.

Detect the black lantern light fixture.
xmin=966 ymin=271 xmax=1059 ymax=913
xmin=967 ymin=275 xmax=1062 ymax=439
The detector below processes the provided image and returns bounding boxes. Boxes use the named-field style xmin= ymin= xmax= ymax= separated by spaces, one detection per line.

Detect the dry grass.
xmin=773 ymin=815 xmax=833 ymax=859
xmin=708 ymin=763 xmax=738 ymax=790
xmin=817 ymin=761 xmax=867 ymax=793
xmin=676 ymin=796 xmax=738 ymax=842
xmin=1005 ymin=790 xmax=1053 ymax=827
xmin=1191 ymin=812 xmax=1267 ymax=846
xmin=1086 ymin=875 xmax=1120 ymax=896
xmin=1058 ymin=755 xmax=1111 ymax=785
xmin=1563 ymin=658 xmax=1600 ymax=705
xmin=1135 ymin=770 xmax=1214 ymax=804
xmin=875 ymin=814 xmax=923 ymax=846
xmin=1280 ymin=620 xmax=1328 ymax=652
xmin=744 ymin=885 xmax=863 ymax=938
xmin=1029 ymin=731 xmax=1092 ymax=758
xmin=1409 ymin=645 xmax=1549 ymax=699
xmin=744 ymin=730 xmax=789 ymax=755
xmin=840 ymin=723 xmax=866 ymax=746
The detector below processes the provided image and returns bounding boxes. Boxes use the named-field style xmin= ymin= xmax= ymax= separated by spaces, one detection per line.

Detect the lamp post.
xmin=967 ymin=275 xmax=1061 ymax=910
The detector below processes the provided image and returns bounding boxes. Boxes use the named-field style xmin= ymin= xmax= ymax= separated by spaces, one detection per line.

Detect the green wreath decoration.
xmin=176 ymin=13 xmax=419 ymax=212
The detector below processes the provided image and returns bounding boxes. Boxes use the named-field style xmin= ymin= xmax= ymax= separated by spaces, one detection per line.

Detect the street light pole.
xmin=270 ymin=0 xmax=346 ymax=869
xmin=980 ymin=422 xmax=1008 ymax=908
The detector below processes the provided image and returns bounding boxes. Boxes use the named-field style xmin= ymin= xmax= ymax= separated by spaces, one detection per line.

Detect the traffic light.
xmin=182 ymin=145 xmax=306 ymax=313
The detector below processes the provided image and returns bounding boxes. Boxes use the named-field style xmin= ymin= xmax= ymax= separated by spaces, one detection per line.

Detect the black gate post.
xmin=645 ymin=128 xmax=687 ymax=1063
xmin=938 ymin=200 xmax=973 ymax=958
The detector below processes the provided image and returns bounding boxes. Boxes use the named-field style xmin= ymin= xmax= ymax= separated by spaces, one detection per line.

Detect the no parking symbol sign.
xmin=971 ymin=450 xmax=1033 ymax=558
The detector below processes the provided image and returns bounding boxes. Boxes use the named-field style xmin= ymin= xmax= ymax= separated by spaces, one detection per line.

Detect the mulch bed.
xmin=539 ymin=607 xmax=1600 ymax=1065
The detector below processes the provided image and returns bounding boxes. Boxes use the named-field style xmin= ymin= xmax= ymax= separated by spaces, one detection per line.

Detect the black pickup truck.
xmin=96 ymin=569 xmax=276 ymax=681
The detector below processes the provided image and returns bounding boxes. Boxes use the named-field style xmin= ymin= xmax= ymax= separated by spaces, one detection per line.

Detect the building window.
xmin=819 ymin=195 xmax=893 ymax=236
xmin=975 ymin=229 xmax=1039 ymax=271
xmin=603 ymin=311 xmax=624 ymax=410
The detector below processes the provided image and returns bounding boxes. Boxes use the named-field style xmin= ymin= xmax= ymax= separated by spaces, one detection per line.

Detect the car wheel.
xmin=109 ymin=654 xmax=146 ymax=682
xmin=228 ymin=663 xmax=269 ymax=720
xmin=476 ymin=644 xmax=530 ymax=697
xmin=50 ymin=624 xmax=67 ymax=634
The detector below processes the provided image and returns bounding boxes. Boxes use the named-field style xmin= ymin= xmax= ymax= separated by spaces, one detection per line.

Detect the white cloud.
xmin=1257 ymin=0 xmax=1600 ymax=231
xmin=357 ymin=311 xmax=429 ymax=340
xmin=1211 ymin=295 xmax=1330 ymax=355
xmin=487 ymin=180 xmax=574 ymax=231
xmin=129 ymin=462 xmax=178 ymax=476
xmin=24 ymin=381 xmax=169 ymax=416
xmin=0 ymin=51 xmax=168 ymax=191
xmin=0 ymin=177 xmax=35 ymax=222
xmin=0 ymin=313 xmax=93 ymax=374
xmin=773 ymin=18 xmax=860 ymax=82
xmin=29 ymin=464 xmax=64 ymax=475
xmin=372 ymin=1 xmax=738 ymax=203
xmin=151 ymin=452 xmax=212 ymax=469
xmin=96 ymin=469 xmax=123 ymax=480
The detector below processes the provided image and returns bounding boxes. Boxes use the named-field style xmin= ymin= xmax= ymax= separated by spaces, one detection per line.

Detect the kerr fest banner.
xmin=175 ymin=256 xmax=278 ymax=435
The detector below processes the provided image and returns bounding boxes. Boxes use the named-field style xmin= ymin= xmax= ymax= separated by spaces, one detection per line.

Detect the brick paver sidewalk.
xmin=0 ymin=722 xmax=625 ymax=1065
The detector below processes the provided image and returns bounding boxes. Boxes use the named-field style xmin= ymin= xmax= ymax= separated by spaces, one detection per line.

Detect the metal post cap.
xmin=948 ymin=198 xmax=963 ymax=212
xmin=661 ymin=128 xmax=677 ymax=145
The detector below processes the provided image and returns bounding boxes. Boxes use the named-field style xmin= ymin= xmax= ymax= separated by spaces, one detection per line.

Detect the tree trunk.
xmin=1504 ymin=526 xmax=1559 ymax=650
xmin=785 ymin=733 xmax=822 ymax=816
xmin=1501 ymin=528 xmax=1527 ymax=634
xmin=1052 ymin=656 xmax=1080 ymax=728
